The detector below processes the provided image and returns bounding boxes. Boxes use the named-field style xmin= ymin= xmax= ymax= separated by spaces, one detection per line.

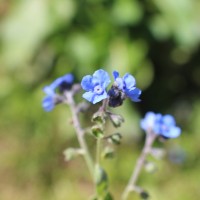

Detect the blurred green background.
xmin=0 ymin=0 xmax=200 ymax=199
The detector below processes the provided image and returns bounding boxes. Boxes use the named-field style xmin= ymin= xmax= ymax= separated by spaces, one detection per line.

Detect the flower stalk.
xmin=122 ymin=130 xmax=157 ymax=200
xmin=65 ymin=91 xmax=94 ymax=178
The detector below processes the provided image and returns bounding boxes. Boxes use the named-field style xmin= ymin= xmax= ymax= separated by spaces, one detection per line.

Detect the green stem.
xmin=96 ymin=138 xmax=101 ymax=165
xmin=65 ymin=91 xmax=94 ymax=178
xmin=121 ymin=131 xmax=157 ymax=200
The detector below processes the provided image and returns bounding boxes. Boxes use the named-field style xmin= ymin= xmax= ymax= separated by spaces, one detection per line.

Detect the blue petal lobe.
xmin=62 ymin=74 xmax=74 ymax=83
xmin=93 ymin=69 xmax=110 ymax=88
xmin=43 ymin=86 xmax=55 ymax=96
xmin=82 ymin=91 xmax=94 ymax=103
xmin=162 ymin=127 xmax=181 ymax=138
xmin=162 ymin=115 xmax=175 ymax=126
xmin=42 ymin=96 xmax=54 ymax=112
xmin=125 ymin=88 xmax=141 ymax=102
xmin=92 ymin=91 xmax=108 ymax=104
xmin=113 ymin=71 xmax=119 ymax=80
xmin=123 ymin=73 xmax=136 ymax=89
xmin=81 ymin=75 xmax=94 ymax=91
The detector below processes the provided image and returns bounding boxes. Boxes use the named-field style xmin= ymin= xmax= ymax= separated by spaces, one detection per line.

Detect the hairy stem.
xmin=65 ymin=91 xmax=94 ymax=178
xmin=122 ymin=131 xmax=156 ymax=200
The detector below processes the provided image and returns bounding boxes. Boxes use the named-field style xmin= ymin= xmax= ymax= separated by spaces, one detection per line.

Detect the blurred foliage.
xmin=0 ymin=0 xmax=200 ymax=199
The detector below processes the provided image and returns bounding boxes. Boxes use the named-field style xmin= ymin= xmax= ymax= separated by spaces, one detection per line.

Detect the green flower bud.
xmin=92 ymin=111 xmax=106 ymax=124
xmin=102 ymin=147 xmax=115 ymax=159
xmin=63 ymin=148 xmax=84 ymax=161
xmin=91 ymin=125 xmax=104 ymax=138
xmin=107 ymin=133 xmax=122 ymax=145
xmin=107 ymin=112 xmax=124 ymax=128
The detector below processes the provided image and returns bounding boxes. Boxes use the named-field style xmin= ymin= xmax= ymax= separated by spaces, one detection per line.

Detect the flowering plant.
xmin=42 ymin=69 xmax=181 ymax=200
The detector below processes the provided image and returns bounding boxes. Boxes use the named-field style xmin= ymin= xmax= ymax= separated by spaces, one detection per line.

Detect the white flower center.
xmin=94 ymin=85 xmax=103 ymax=94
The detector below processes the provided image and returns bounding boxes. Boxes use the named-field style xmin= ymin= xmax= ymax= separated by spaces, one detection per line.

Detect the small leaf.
xmin=91 ymin=125 xmax=104 ymax=138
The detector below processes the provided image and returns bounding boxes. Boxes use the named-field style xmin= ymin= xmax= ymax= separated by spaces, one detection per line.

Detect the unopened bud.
xmin=107 ymin=133 xmax=122 ymax=145
xmin=102 ymin=147 xmax=114 ymax=159
xmin=92 ymin=111 xmax=106 ymax=124
xmin=107 ymin=112 xmax=124 ymax=128
xmin=91 ymin=125 xmax=104 ymax=138
xmin=63 ymin=148 xmax=84 ymax=161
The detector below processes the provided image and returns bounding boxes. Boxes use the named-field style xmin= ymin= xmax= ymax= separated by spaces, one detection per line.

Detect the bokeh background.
xmin=1 ymin=0 xmax=200 ymax=199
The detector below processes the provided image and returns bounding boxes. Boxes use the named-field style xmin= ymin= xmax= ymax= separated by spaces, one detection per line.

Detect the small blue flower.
xmin=140 ymin=112 xmax=181 ymax=139
xmin=140 ymin=112 xmax=162 ymax=133
xmin=113 ymin=71 xmax=141 ymax=102
xmin=81 ymin=69 xmax=111 ymax=104
xmin=159 ymin=115 xmax=181 ymax=138
xmin=42 ymin=73 xmax=74 ymax=111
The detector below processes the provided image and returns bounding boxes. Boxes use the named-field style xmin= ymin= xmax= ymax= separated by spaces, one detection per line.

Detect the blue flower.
xmin=81 ymin=69 xmax=111 ymax=104
xmin=159 ymin=115 xmax=181 ymax=138
xmin=112 ymin=71 xmax=141 ymax=102
xmin=42 ymin=73 xmax=74 ymax=111
xmin=140 ymin=112 xmax=181 ymax=139
xmin=140 ymin=112 xmax=162 ymax=133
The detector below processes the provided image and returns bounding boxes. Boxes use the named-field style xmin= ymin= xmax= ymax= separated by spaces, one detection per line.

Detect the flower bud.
xmin=63 ymin=148 xmax=84 ymax=161
xmin=102 ymin=147 xmax=114 ymax=159
xmin=107 ymin=112 xmax=124 ymax=127
xmin=92 ymin=111 xmax=106 ymax=124
xmin=107 ymin=133 xmax=122 ymax=145
xmin=91 ymin=125 xmax=104 ymax=138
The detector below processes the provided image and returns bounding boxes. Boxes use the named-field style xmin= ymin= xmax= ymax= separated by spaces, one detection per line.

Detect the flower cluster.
xmin=81 ymin=69 xmax=141 ymax=106
xmin=41 ymin=68 xmax=182 ymax=200
xmin=42 ymin=74 xmax=74 ymax=111
xmin=140 ymin=112 xmax=181 ymax=139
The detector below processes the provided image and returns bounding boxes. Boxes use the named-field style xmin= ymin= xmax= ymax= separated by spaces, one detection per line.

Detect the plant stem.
xmin=65 ymin=91 xmax=94 ymax=178
xmin=121 ymin=131 xmax=157 ymax=200
xmin=96 ymin=138 xmax=101 ymax=165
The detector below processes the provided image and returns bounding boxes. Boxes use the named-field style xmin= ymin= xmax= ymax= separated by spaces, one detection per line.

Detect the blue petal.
xmin=140 ymin=112 xmax=155 ymax=130
xmin=43 ymin=86 xmax=55 ymax=96
xmin=162 ymin=127 xmax=181 ymax=138
xmin=162 ymin=115 xmax=175 ymax=126
xmin=81 ymin=75 xmax=94 ymax=91
xmin=62 ymin=74 xmax=74 ymax=83
xmin=50 ymin=77 xmax=64 ymax=89
xmin=82 ymin=91 xmax=95 ymax=103
xmin=115 ymin=77 xmax=124 ymax=90
xmin=42 ymin=96 xmax=55 ymax=112
xmin=123 ymin=73 xmax=136 ymax=89
xmin=113 ymin=71 xmax=119 ymax=80
xmin=92 ymin=69 xmax=111 ymax=89
xmin=49 ymin=74 xmax=74 ymax=90
xmin=92 ymin=90 xmax=108 ymax=104
xmin=125 ymin=87 xmax=141 ymax=102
